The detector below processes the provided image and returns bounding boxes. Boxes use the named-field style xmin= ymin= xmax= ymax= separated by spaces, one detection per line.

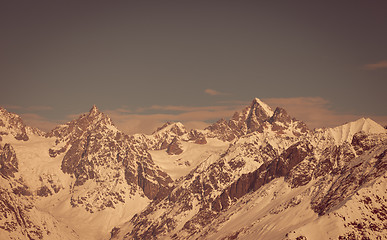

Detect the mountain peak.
xmin=0 ymin=106 xmax=30 ymax=140
xmin=250 ymin=98 xmax=274 ymax=118
xmin=329 ymin=117 xmax=387 ymax=144
xmin=88 ymin=104 xmax=100 ymax=116
xmin=48 ymin=105 xmax=118 ymax=139
xmin=153 ymin=121 xmax=186 ymax=136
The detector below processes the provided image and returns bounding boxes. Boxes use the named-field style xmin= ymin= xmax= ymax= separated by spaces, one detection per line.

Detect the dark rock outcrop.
xmin=211 ymin=141 xmax=314 ymax=211
xmin=206 ymin=99 xmax=308 ymax=141
xmin=166 ymin=137 xmax=183 ymax=155
xmin=188 ymin=130 xmax=207 ymax=144
xmin=0 ymin=144 xmax=18 ymax=178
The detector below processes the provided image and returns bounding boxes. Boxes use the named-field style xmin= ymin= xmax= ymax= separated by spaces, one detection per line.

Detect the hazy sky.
xmin=1 ymin=1 xmax=387 ymax=134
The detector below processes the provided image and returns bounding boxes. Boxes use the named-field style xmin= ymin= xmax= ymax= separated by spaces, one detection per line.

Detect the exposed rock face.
xmin=0 ymin=188 xmax=44 ymax=239
xmin=311 ymin=143 xmax=387 ymax=216
xmin=148 ymin=122 xmax=187 ymax=150
xmin=0 ymin=186 xmax=78 ymax=240
xmin=206 ymin=98 xmax=272 ymax=141
xmin=137 ymin=160 xmax=173 ymax=200
xmin=0 ymin=143 xmax=18 ymax=178
xmin=206 ymin=99 xmax=308 ymax=141
xmin=187 ymin=130 xmax=207 ymax=144
xmin=205 ymin=118 xmax=235 ymax=141
xmin=49 ymin=105 xmax=173 ymax=210
xmin=166 ymin=137 xmax=184 ymax=155
xmin=154 ymin=122 xmax=186 ymax=136
xmin=0 ymin=107 xmax=44 ymax=141
xmin=210 ymin=141 xmax=314 ymax=212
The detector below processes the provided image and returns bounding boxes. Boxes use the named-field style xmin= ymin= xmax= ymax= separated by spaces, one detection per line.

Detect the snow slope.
xmin=329 ymin=117 xmax=386 ymax=145
xmin=150 ymin=138 xmax=230 ymax=180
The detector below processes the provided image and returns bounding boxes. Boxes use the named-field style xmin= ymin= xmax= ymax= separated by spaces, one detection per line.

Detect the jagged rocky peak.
xmin=89 ymin=104 xmax=99 ymax=115
xmin=153 ymin=121 xmax=186 ymax=136
xmin=206 ymin=98 xmax=310 ymax=141
xmin=231 ymin=98 xmax=274 ymax=123
xmin=269 ymin=107 xmax=309 ymax=135
xmin=0 ymin=107 xmax=32 ymax=141
xmin=83 ymin=104 xmax=114 ymax=125
xmin=250 ymin=97 xmax=274 ymax=119
xmin=48 ymin=105 xmax=118 ymax=139
xmin=270 ymin=107 xmax=291 ymax=123
xmin=227 ymin=98 xmax=273 ymax=134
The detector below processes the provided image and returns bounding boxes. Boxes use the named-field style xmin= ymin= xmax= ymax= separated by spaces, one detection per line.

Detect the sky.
xmin=1 ymin=0 xmax=387 ymax=134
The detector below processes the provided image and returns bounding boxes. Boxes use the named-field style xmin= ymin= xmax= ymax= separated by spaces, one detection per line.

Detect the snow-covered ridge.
xmin=328 ymin=117 xmax=386 ymax=145
xmin=1 ymin=99 xmax=387 ymax=240
xmin=152 ymin=121 xmax=186 ymax=135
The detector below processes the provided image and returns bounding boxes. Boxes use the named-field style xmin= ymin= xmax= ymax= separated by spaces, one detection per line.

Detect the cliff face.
xmin=49 ymin=106 xmax=173 ymax=206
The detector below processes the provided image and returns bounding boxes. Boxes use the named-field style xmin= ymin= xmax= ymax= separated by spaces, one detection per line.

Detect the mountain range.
xmin=0 ymin=98 xmax=386 ymax=240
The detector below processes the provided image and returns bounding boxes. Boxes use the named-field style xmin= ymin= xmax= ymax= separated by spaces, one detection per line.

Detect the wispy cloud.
xmin=3 ymin=105 xmax=53 ymax=112
xmin=26 ymin=105 xmax=53 ymax=111
xmin=363 ymin=60 xmax=387 ymax=70
xmin=263 ymin=97 xmax=387 ymax=129
xmin=20 ymin=113 xmax=60 ymax=132
xmin=138 ymin=105 xmax=237 ymax=113
xmin=3 ymin=105 xmax=23 ymax=110
xmin=105 ymin=103 xmax=244 ymax=134
xmin=204 ymin=88 xmax=227 ymax=96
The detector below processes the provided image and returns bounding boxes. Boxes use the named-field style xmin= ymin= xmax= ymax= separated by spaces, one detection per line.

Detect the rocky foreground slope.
xmin=0 ymin=99 xmax=386 ymax=240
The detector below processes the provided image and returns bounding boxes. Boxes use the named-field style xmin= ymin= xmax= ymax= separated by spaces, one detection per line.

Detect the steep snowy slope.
xmin=192 ymin=134 xmax=387 ymax=240
xmin=110 ymin=99 xmax=387 ymax=240
xmin=0 ymin=109 xmax=78 ymax=239
xmin=329 ymin=117 xmax=386 ymax=145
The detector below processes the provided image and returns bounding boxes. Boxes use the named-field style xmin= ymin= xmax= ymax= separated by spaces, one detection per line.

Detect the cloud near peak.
xmin=363 ymin=60 xmax=387 ymax=70
xmin=204 ymin=88 xmax=227 ymax=96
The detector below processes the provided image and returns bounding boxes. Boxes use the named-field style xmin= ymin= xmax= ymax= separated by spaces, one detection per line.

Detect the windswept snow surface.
xmin=1 ymin=134 xmax=71 ymax=193
xmin=150 ymin=138 xmax=230 ymax=180
xmin=187 ymin=178 xmax=317 ymax=240
xmin=36 ymin=187 xmax=149 ymax=240
xmin=329 ymin=118 xmax=386 ymax=145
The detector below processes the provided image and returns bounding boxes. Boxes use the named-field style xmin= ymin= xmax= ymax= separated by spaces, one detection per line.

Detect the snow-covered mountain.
xmin=0 ymin=99 xmax=386 ymax=240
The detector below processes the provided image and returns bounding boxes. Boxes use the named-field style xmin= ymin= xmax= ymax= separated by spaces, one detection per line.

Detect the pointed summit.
xmin=250 ymin=98 xmax=274 ymax=119
xmin=88 ymin=104 xmax=100 ymax=116
xmin=329 ymin=117 xmax=387 ymax=144
xmin=153 ymin=122 xmax=186 ymax=136
xmin=48 ymin=105 xmax=118 ymax=139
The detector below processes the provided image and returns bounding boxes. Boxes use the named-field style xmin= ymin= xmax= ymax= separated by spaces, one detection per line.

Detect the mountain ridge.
xmin=0 ymin=98 xmax=386 ymax=240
